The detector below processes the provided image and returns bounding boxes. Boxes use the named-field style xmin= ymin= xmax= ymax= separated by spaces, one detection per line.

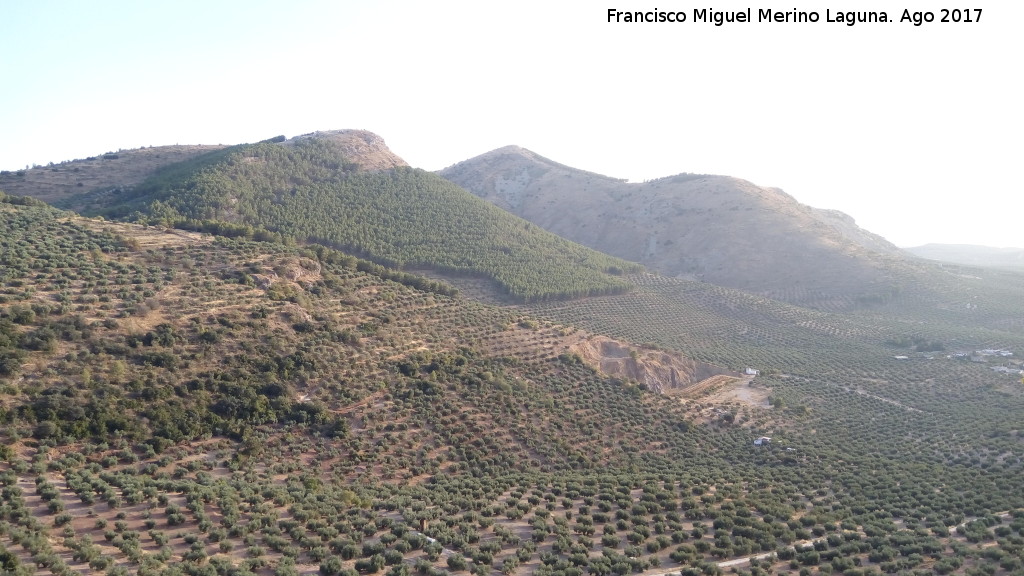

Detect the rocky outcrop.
xmin=285 ymin=130 xmax=408 ymax=171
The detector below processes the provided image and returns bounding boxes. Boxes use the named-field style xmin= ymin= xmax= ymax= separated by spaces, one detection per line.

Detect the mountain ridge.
xmin=0 ymin=144 xmax=227 ymax=206
xmin=7 ymin=131 xmax=641 ymax=302
xmin=440 ymin=145 xmax=911 ymax=309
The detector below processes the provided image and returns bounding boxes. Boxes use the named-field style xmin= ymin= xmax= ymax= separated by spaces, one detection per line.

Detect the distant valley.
xmin=906 ymin=243 xmax=1024 ymax=269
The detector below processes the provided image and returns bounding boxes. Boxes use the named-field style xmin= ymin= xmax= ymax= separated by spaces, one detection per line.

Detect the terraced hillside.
xmin=2 ymin=198 xmax=1024 ymax=576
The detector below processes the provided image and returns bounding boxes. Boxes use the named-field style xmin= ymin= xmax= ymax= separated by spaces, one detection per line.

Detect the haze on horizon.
xmin=1 ymin=0 xmax=1020 ymax=249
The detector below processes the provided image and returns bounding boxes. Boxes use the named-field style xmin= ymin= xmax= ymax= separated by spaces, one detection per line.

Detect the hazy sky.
xmin=1 ymin=1 xmax=1020 ymax=248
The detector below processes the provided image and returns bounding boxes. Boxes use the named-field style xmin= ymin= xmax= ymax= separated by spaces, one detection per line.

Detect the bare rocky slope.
xmin=440 ymin=146 xmax=913 ymax=308
xmin=282 ymin=129 xmax=409 ymax=171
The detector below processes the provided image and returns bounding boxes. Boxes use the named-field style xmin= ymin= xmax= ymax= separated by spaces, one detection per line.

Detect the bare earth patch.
xmin=703 ymin=376 xmax=772 ymax=408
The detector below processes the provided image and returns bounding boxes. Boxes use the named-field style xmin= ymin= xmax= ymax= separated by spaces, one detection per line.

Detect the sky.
xmin=1 ymin=0 xmax=1021 ymax=248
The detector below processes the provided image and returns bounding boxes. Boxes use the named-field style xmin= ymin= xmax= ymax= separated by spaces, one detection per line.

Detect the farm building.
xmin=745 ymin=367 xmax=759 ymax=376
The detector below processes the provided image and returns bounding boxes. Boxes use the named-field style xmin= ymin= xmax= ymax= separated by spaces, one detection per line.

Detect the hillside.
xmin=0 ymin=144 xmax=228 ymax=206
xmin=439 ymin=146 xmax=914 ymax=309
xmin=10 ymin=132 xmax=641 ymax=302
xmin=0 ymin=199 xmax=687 ymax=469
xmin=3 ymin=128 xmax=1024 ymax=576
xmin=906 ymin=243 xmax=1024 ymax=269
xmin=0 ymin=131 xmax=404 ymax=207
xmin=1 ymin=197 xmax=1023 ymax=576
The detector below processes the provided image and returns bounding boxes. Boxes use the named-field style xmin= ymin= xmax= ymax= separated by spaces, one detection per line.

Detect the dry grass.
xmin=0 ymin=145 xmax=227 ymax=205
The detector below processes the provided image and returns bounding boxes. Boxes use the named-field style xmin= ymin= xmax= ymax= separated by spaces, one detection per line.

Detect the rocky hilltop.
xmin=283 ymin=129 xmax=408 ymax=171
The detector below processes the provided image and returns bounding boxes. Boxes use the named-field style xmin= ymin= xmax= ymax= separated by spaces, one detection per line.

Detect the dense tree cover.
xmin=0 ymin=190 xmax=48 ymax=207
xmin=70 ymin=138 xmax=641 ymax=301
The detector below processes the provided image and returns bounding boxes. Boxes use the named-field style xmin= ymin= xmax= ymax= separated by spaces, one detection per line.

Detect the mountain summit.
xmin=283 ymin=129 xmax=408 ymax=171
xmin=440 ymin=146 xmax=908 ymax=309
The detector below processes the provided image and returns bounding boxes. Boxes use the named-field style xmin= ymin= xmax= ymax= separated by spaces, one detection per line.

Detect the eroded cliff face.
xmin=569 ymin=335 xmax=737 ymax=394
